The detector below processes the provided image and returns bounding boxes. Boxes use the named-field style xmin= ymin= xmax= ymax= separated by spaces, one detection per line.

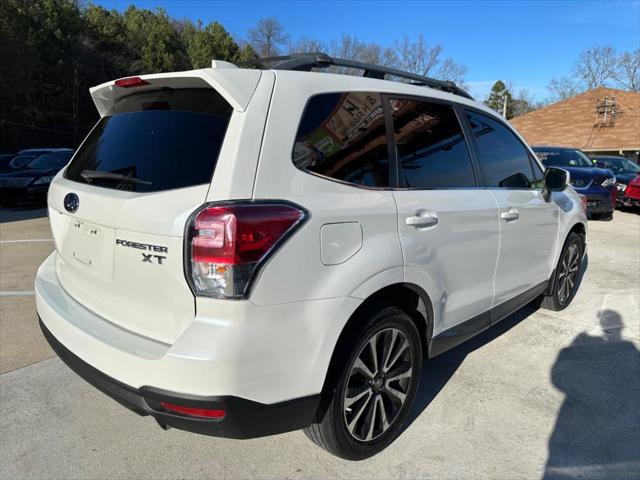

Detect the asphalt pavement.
xmin=0 ymin=206 xmax=638 ymax=479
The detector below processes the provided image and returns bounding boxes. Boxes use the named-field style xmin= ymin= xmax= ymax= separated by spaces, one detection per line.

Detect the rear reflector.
xmin=579 ymin=194 xmax=587 ymax=212
xmin=186 ymin=202 xmax=307 ymax=299
xmin=160 ymin=402 xmax=225 ymax=419
xmin=115 ymin=76 xmax=150 ymax=88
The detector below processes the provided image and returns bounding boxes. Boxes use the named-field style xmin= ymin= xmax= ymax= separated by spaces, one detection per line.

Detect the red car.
xmin=621 ymin=174 xmax=640 ymax=209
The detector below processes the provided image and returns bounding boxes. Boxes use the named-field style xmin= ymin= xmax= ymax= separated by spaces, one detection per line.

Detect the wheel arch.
xmin=545 ymin=221 xmax=587 ymax=296
xmin=568 ymin=221 xmax=587 ymax=246
xmin=314 ymin=283 xmax=433 ymax=421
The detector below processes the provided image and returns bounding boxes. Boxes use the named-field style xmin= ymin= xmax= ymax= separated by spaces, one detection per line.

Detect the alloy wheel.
xmin=342 ymin=328 xmax=414 ymax=442
xmin=557 ymin=243 xmax=580 ymax=304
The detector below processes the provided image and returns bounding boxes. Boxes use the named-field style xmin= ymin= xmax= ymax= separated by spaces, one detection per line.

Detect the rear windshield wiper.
xmin=80 ymin=170 xmax=152 ymax=185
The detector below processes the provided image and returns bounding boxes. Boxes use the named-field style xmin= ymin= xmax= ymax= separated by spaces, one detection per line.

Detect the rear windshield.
xmin=65 ymin=88 xmax=232 ymax=192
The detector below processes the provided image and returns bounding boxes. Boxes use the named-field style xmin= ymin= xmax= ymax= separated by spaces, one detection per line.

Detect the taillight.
xmin=186 ymin=202 xmax=307 ymax=298
xmin=160 ymin=402 xmax=225 ymax=419
xmin=114 ymin=76 xmax=150 ymax=88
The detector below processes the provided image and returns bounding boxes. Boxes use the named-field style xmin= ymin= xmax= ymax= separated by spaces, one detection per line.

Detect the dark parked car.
xmin=533 ymin=146 xmax=617 ymax=219
xmin=0 ymin=148 xmax=73 ymax=173
xmin=0 ymin=153 xmax=17 ymax=171
xmin=0 ymin=149 xmax=74 ymax=205
xmin=590 ymin=155 xmax=640 ymax=206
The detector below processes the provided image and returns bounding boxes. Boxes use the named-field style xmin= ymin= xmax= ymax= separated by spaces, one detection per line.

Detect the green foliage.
xmin=0 ymin=0 xmax=247 ymax=151
xmin=485 ymin=81 xmax=515 ymax=119
xmin=186 ymin=21 xmax=239 ymax=68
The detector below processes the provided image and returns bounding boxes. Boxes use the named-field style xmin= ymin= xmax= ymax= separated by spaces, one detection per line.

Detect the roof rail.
xmin=238 ymin=52 xmax=473 ymax=100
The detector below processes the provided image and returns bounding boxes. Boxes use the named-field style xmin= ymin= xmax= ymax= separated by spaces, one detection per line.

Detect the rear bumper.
xmin=40 ymin=319 xmax=319 ymax=439
xmin=35 ymin=252 xmax=355 ymax=437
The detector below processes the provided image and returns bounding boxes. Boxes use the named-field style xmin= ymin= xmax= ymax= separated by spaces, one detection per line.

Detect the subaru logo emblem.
xmin=64 ymin=193 xmax=79 ymax=213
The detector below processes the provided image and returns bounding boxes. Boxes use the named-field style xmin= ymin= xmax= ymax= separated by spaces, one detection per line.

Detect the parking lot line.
xmin=0 ymin=291 xmax=35 ymax=297
xmin=0 ymin=239 xmax=53 ymax=244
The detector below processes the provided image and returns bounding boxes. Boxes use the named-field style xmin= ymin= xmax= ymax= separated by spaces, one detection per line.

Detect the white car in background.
xmin=36 ymin=53 xmax=587 ymax=460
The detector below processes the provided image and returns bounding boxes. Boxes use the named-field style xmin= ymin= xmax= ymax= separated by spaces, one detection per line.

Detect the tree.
xmin=185 ymin=21 xmax=239 ymax=68
xmin=574 ymin=46 xmax=617 ymax=89
xmin=511 ymin=89 xmax=537 ymax=117
xmin=247 ymin=17 xmax=288 ymax=57
xmin=547 ymin=76 xmax=582 ymax=101
xmin=386 ymin=35 xmax=467 ymax=85
xmin=288 ymin=36 xmax=326 ymax=54
xmin=122 ymin=6 xmax=190 ymax=73
xmin=546 ymin=45 xmax=639 ymax=101
xmin=485 ymin=81 xmax=514 ymax=118
xmin=615 ymin=49 xmax=640 ymax=92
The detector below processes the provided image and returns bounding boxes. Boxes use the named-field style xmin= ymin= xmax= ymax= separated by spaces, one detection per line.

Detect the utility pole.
xmin=502 ymin=95 xmax=508 ymax=118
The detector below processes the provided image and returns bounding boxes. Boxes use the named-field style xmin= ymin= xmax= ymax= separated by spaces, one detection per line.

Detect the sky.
xmin=92 ymin=0 xmax=640 ymax=101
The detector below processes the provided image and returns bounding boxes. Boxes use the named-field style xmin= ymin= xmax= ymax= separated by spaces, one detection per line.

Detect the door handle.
xmin=500 ymin=208 xmax=520 ymax=222
xmin=405 ymin=209 xmax=438 ymax=229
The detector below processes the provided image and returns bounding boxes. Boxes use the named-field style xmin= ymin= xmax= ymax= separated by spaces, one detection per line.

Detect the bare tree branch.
xmin=547 ymin=75 xmax=582 ymax=101
xmin=614 ymin=49 xmax=640 ymax=92
xmin=288 ymin=36 xmax=326 ymax=54
xmin=247 ymin=17 xmax=288 ymax=57
xmin=573 ymin=46 xmax=617 ymax=89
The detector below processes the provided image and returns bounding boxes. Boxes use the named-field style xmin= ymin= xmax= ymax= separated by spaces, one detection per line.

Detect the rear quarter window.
xmin=64 ymin=88 xmax=232 ymax=192
xmin=292 ymin=92 xmax=390 ymax=188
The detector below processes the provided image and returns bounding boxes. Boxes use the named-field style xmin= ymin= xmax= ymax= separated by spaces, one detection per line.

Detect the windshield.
xmin=598 ymin=158 xmax=640 ymax=174
xmin=28 ymin=152 xmax=72 ymax=169
xmin=10 ymin=155 xmax=36 ymax=168
xmin=535 ymin=149 xmax=593 ymax=167
xmin=64 ymin=88 xmax=232 ymax=192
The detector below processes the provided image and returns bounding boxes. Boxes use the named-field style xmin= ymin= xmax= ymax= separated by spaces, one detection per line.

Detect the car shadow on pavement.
xmin=405 ymin=300 xmax=540 ymax=430
xmin=543 ymin=310 xmax=640 ymax=480
xmin=0 ymin=205 xmax=48 ymax=223
xmin=405 ymin=254 xmax=589 ymax=429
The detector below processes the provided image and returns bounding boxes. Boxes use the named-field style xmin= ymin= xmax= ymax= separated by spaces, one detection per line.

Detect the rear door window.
xmin=389 ymin=98 xmax=476 ymax=188
xmin=65 ymin=89 xmax=232 ymax=192
xmin=292 ymin=92 xmax=390 ymax=188
xmin=465 ymin=111 xmax=536 ymax=189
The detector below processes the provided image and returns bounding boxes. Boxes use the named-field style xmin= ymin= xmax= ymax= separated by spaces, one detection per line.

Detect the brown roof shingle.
xmin=510 ymin=87 xmax=640 ymax=152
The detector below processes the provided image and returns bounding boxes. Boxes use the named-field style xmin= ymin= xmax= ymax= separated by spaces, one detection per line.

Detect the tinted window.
xmin=529 ymin=155 xmax=544 ymax=188
xmin=466 ymin=111 xmax=535 ymax=188
xmin=534 ymin=148 xmax=593 ymax=167
xmin=65 ymin=89 xmax=232 ymax=192
xmin=597 ymin=157 xmax=640 ymax=173
xmin=28 ymin=151 xmax=72 ymax=169
xmin=389 ymin=98 xmax=475 ymax=188
xmin=10 ymin=155 xmax=36 ymax=168
xmin=293 ymin=92 xmax=389 ymax=187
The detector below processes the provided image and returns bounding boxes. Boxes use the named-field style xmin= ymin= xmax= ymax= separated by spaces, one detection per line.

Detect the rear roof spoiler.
xmin=89 ymin=68 xmax=262 ymax=116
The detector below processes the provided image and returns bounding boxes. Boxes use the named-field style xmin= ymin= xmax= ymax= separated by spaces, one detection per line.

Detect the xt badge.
xmin=115 ymin=238 xmax=168 ymax=265
xmin=142 ymin=253 xmax=166 ymax=265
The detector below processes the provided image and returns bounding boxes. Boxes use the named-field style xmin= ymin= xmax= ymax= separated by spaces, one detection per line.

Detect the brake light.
xmin=114 ymin=76 xmax=150 ymax=88
xmin=160 ymin=402 xmax=225 ymax=419
xmin=186 ymin=202 xmax=307 ymax=298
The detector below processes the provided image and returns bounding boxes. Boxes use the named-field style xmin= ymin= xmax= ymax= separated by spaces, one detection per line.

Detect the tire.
xmin=540 ymin=232 xmax=584 ymax=311
xmin=304 ymin=306 xmax=422 ymax=460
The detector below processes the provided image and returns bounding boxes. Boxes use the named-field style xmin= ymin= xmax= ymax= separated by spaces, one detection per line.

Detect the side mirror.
xmin=543 ymin=167 xmax=570 ymax=201
xmin=595 ymin=161 xmax=606 ymax=169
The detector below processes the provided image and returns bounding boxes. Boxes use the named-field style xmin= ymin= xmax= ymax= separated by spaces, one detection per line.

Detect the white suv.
xmin=36 ymin=54 xmax=587 ymax=460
